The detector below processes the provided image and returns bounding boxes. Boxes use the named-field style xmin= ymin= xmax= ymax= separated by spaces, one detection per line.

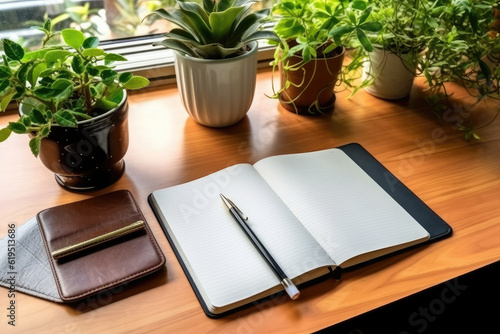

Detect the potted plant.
xmin=0 ymin=19 xmax=149 ymax=191
xmin=270 ymin=0 xmax=381 ymax=114
xmin=148 ymin=0 xmax=280 ymax=127
xmin=421 ymin=0 xmax=499 ymax=139
xmin=354 ymin=0 xmax=433 ymax=99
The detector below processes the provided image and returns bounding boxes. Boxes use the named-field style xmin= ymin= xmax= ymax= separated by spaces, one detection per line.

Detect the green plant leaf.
xmin=424 ymin=68 xmax=433 ymax=86
xmin=43 ymin=18 xmax=52 ymax=32
xmin=352 ymin=1 xmax=367 ymax=11
xmin=0 ymin=127 xmax=12 ymax=142
xmin=0 ymin=78 xmax=10 ymax=94
xmin=0 ymin=66 xmax=11 ymax=79
xmin=29 ymin=136 xmax=41 ymax=157
xmin=243 ymin=31 xmax=281 ymax=45
xmin=101 ymin=69 xmax=117 ymax=85
xmin=348 ymin=11 xmax=356 ymax=24
xmin=82 ymin=36 xmax=99 ymax=49
xmin=39 ymin=126 xmax=50 ymax=137
xmin=154 ymin=39 xmax=198 ymax=57
xmin=72 ymin=55 xmax=84 ymax=74
xmin=54 ymin=110 xmax=78 ymax=127
xmin=274 ymin=18 xmax=305 ymax=38
xmin=29 ymin=108 xmax=47 ymax=124
xmin=356 ymin=28 xmax=373 ymax=52
xmin=209 ymin=7 xmax=244 ymax=44
xmin=82 ymin=48 xmax=105 ymax=57
xmin=104 ymin=53 xmax=128 ymax=62
xmin=122 ymin=76 xmax=149 ymax=90
xmin=203 ymin=0 xmax=215 ymax=13
xmin=7 ymin=122 xmax=27 ymax=134
xmin=21 ymin=50 xmax=40 ymax=62
xmin=469 ymin=10 xmax=478 ymax=34
xmin=329 ymin=25 xmax=355 ymax=45
xmin=358 ymin=6 xmax=371 ymax=24
xmin=44 ymin=50 xmax=73 ymax=62
xmin=478 ymin=59 xmax=491 ymax=81
xmin=3 ymin=39 xmax=24 ymax=61
xmin=69 ymin=110 xmax=92 ymax=120
xmin=359 ymin=21 xmax=382 ymax=32
xmin=62 ymin=29 xmax=85 ymax=50
xmin=51 ymin=79 xmax=74 ymax=101
xmin=118 ymin=72 xmax=133 ymax=83
xmin=27 ymin=62 xmax=47 ymax=87
xmin=20 ymin=115 xmax=31 ymax=127
xmin=34 ymin=87 xmax=55 ymax=99
xmin=86 ymin=64 xmax=99 ymax=76
xmin=177 ymin=1 xmax=210 ymax=25
xmin=323 ymin=43 xmax=338 ymax=55
xmin=94 ymin=98 xmax=118 ymax=110
xmin=13 ymin=86 xmax=24 ymax=99
xmin=152 ymin=8 xmax=209 ymax=44
xmin=57 ymin=69 xmax=73 ymax=80
xmin=107 ymin=88 xmax=124 ymax=104
xmin=0 ymin=92 xmax=15 ymax=111
xmin=17 ymin=63 xmax=30 ymax=84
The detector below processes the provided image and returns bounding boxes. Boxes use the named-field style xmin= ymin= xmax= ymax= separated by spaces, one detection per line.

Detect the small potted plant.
xmin=148 ymin=0 xmax=280 ymax=127
xmin=270 ymin=0 xmax=381 ymax=114
xmin=355 ymin=0 xmax=432 ymax=99
xmin=0 ymin=19 xmax=149 ymax=191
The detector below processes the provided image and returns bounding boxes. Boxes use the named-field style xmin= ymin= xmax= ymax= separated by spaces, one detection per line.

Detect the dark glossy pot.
xmin=279 ymin=46 xmax=345 ymax=115
xmin=22 ymin=92 xmax=129 ymax=191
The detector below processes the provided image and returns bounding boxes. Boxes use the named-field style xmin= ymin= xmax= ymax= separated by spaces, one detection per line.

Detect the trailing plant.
xmin=421 ymin=0 xmax=500 ymax=139
xmin=269 ymin=0 xmax=382 ymax=106
xmin=336 ymin=0 xmax=437 ymax=95
xmin=148 ymin=0 xmax=280 ymax=59
xmin=367 ymin=0 xmax=434 ymax=61
xmin=0 ymin=19 xmax=150 ymax=156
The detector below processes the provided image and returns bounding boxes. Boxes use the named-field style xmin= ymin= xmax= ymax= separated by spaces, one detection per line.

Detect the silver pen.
xmin=220 ymin=194 xmax=300 ymax=300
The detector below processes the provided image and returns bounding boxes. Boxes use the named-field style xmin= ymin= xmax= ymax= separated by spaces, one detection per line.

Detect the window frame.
xmin=100 ymin=35 xmax=276 ymax=88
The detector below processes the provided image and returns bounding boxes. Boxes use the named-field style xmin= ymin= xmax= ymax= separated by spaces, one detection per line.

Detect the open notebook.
xmin=149 ymin=144 xmax=451 ymax=317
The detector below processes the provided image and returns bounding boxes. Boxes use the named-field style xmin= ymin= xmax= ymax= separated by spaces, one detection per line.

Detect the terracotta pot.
xmin=279 ymin=46 xmax=345 ymax=114
xmin=174 ymin=42 xmax=258 ymax=127
xmin=362 ymin=47 xmax=415 ymax=100
xmin=21 ymin=92 xmax=129 ymax=191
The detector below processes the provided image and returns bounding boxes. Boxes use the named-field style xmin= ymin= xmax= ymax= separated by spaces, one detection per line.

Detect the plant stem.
xmin=82 ymin=72 xmax=92 ymax=115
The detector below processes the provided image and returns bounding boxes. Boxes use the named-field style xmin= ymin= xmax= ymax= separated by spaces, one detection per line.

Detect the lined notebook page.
xmin=254 ymin=149 xmax=430 ymax=266
xmin=151 ymin=164 xmax=334 ymax=310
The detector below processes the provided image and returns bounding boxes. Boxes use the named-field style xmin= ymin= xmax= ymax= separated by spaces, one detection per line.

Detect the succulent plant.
xmin=149 ymin=0 xmax=280 ymax=59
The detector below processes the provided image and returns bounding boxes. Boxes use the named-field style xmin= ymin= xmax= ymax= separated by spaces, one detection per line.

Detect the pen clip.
xmin=220 ymin=194 xmax=248 ymax=220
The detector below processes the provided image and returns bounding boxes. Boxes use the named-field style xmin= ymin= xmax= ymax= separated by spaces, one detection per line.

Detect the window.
xmin=0 ymin=0 xmax=275 ymax=86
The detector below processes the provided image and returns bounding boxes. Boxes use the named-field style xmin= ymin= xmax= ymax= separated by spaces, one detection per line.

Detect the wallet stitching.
xmin=37 ymin=190 xmax=166 ymax=301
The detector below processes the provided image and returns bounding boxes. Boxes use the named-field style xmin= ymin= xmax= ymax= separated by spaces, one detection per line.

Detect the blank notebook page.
xmin=254 ymin=149 xmax=430 ymax=266
xmin=151 ymin=164 xmax=334 ymax=308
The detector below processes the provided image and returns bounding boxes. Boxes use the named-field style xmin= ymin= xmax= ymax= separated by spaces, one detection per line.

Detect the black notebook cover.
xmin=338 ymin=143 xmax=451 ymax=241
xmin=149 ymin=143 xmax=452 ymax=318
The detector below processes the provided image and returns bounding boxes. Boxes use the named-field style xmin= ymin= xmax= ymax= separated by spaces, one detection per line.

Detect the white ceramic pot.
xmin=174 ymin=42 xmax=258 ymax=127
xmin=363 ymin=47 xmax=415 ymax=100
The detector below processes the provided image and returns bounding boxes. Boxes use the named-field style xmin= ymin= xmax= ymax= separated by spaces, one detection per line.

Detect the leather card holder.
xmin=37 ymin=190 xmax=166 ymax=302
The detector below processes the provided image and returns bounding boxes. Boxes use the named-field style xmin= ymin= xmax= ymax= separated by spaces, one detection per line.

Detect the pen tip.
xmin=220 ymin=194 xmax=231 ymax=209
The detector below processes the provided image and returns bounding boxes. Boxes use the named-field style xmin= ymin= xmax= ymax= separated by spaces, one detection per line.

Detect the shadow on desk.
xmin=65 ymin=267 xmax=168 ymax=314
xmin=315 ymin=260 xmax=500 ymax=334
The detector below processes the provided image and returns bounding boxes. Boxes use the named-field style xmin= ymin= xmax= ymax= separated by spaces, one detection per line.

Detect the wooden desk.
xmin=1 ymin=69 xmax=500 ymax=333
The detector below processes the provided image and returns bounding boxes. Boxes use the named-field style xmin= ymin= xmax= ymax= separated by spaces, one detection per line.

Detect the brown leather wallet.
xmin=37 ymin=190 xmax=166 ymax=302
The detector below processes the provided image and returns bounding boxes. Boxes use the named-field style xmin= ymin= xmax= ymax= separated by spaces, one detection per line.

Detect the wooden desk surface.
xmin=1 ymin=69 xmax=500 ymax=333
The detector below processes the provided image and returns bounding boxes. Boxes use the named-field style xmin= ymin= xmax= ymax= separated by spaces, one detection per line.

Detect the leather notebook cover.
xmin=37 ymin=190 xmax=166 ymax=302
